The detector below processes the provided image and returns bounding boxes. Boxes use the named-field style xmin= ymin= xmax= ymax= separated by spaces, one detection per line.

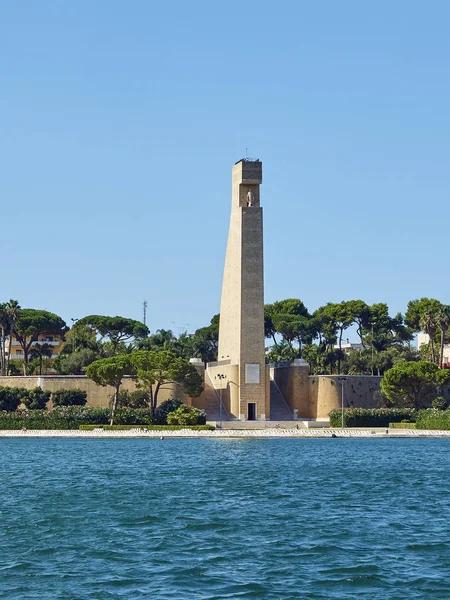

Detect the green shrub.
xmin=153 ymin=399 xmax=183 ymax=425
xmin=166 ymin=405 xmax=206 ymax=425
xmin=167 ymin=404 xmax=206 ymax=425
xmin=79 ymin=424 xmax=215 ymax=431
xmin=416 ymin=408 xmax=450 ymax=430
xmin=52 ymin=388 xmax=88 ymax=407
xmin=0 ymin=407 xmax=154 ymax=430
xmin=0 ymin=387 xmax=28 ymax=411
xmin=114 ymin=407 xmax=153 ymax=425
xmin=389 ymin=422 xmax=416 ymax=429
xmin=329 ymin=407 xmax=417 ymax=427
xmin=0 ymin=407 xmax=109 ymax=429
xmin=381 ymin=360 xmax=450 ymax=409
xmin=431 ymin=396 xmax=449 ymax=410
xmin=22 ymin=387 xmax=51 ymax=410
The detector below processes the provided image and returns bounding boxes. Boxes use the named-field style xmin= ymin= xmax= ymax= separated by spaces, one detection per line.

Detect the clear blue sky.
xmin=2 ymin=1 xmax=449 ymax=336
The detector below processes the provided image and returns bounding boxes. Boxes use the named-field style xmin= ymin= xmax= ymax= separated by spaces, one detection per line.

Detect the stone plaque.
xmin=245 ymin=363 xmax=260 ymax=384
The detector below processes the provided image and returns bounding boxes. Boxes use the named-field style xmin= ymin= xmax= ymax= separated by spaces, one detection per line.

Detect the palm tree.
xmin=420 ymin=309 xmax=439 ymax=364
xmin=5 ymin=300 xmax=21 ymax=376
xmin=29 ymin=343 xmax=53 ymax=375
xmin=0 ymin=303 xmax=7 ymax=375
xmin=437 ymin=305 xmax=450 ymax=368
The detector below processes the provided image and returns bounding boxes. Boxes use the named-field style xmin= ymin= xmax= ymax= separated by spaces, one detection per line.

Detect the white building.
xmin=417 ymin=332 xmax=450 ymax=366
xmin=333 ymin=341 xmax=364 ymax=353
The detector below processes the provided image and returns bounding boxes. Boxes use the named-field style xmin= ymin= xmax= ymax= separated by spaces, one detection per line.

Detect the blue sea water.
xmin=1 ymin=438 xmax=450 ymax=599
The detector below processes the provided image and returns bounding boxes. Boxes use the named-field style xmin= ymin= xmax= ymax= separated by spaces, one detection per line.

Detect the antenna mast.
xmin=143 ymin=299 xmax=148 ymax=326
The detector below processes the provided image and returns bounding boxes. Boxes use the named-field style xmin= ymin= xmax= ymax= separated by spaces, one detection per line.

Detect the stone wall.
xmin=203 ymin=364 xmax=240 ymax=417
xmin=309 ymin=375 xmax=383 ymax=419
xmin=271 ymin=363 xmax=311 ymax=417
xmin=0 ymin=376 xmax=188 ymax=409
xmin=271 ymin=365 xmax=382 ymax=419
xmin=0 ymin=371 xmax=383 ymax=420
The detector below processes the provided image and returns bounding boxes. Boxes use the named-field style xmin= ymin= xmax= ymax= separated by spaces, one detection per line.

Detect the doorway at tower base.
xmin=201 ymin=362 xmax=271 ymax=421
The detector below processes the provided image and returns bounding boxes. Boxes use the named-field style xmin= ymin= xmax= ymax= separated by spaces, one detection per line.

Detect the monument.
xmin=206 ymin=159 xmax=270 ymax=420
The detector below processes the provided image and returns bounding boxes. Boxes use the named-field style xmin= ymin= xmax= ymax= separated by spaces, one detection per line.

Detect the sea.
xmin=1 ymin=437 xmax=450 ymax=599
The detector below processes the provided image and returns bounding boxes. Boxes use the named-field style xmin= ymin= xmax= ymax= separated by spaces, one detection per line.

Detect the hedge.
xmin=389 ymin=422 xmax=417 ymax=429
xmin=52 ymin=388 xmax=87 ymax=407
xmin=329 ymin=408 xmax=417 ymax=427
xmin=415 ymin=409 xmax=450 ymax=430
xmin=79 ymin=424 xmax=215 ymax=431
xmin=0 ymin=407 xmax=154 ymax=430
xmin=0 ymin=387 xmax=33 ymax=411
xmin=166 ymin=405 xmax=206 ymax=425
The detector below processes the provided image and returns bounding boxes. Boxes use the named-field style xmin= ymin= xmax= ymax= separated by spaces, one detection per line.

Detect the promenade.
xmin=1 ymin=428 xmax=449 ymax=438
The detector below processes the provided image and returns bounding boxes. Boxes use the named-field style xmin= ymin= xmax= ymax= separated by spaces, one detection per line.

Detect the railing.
xmin=9 ymin=340 xmax=60 ymax=347
xmin=9 ymin=353 xmax=60 ymax=360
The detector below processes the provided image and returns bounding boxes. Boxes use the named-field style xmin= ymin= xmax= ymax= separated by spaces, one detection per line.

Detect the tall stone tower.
xmin=207 ymin=159 xmax=269 ymax=420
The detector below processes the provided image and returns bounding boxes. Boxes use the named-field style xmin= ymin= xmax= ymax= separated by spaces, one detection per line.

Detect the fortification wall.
xmin=271 ymin=365 xmax=382 ymax=419
xmin=271 ymin=364 xmax=312 ymax=417
xmin=0 ymin=376 xmax=186 ymax=409
xmin=0 ymin=372 xmax=383 ymax=420
xmin=309 ymin=375 xmax=382 ymax=419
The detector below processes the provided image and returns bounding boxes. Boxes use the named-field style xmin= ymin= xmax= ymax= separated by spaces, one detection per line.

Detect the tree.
xmin=191 ymin=315 xmax=219 ymax=365
xmin=420 ymin=310 xmax=439 ymax=364
xmin=75 ymin=315 xmax=149 ymax=353
xmin=264 ymin=305 xmax=277 ymax=345
xmin=346 ymin=300 xmax=370 ymax=346
xmin=271 ymin=298 xmax=309 ymax=318
xmin=360 ymin=304 xmax=412 ymax=374
xmin=266 ymin=339 xmax=297 ymax=364
xmin=381 ymin=361 xmax=450 ymax=410
xmin=436 ymin=305 xmax=450 ymax=368
xmin=329 ymin=302 xmax=354 ymax=374
xmin=86 ymin=356 xmax=133 ymax=425
xmin=13 ymin=309 xmax=68 ymax=373
xmin=301 ymin=343 xmax=325 ymax=375
xmin=0 ymin=304 xmax=8 ymax=376
xmin=266 ymin=299 xmax=315 ymax=358
xmin=136 ymin=329 xmax=177 ymax=352
xmin=271 ymin=313 xmax=303 ymax=352
xmin=29 ymin=343 xmax=53 ymax=375
xmin=65 ymin=323 xmax=102 ymax=354
xmin=405 ymin=298 xmax=442 ymax=364
xmin=53 ymin=348 xmax=100 ymax=375
xmin=174 ymin=332 xmax=196 ymax=359
xmin=5 ymin=300 xmax=21 ymax=375
xmin=22 ymin=387 xmax=51 ymax=409
xmin=405 ymin=298 xmax=442 ymax=331
xmin=313 ymin=305 xmax=338 ymax=373
xmin=129 ymin=350 xmax=203 ymax=417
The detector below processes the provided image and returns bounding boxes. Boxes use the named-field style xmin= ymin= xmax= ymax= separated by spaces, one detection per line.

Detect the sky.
xmin=1 ymin=1 xmax=449 ymax=337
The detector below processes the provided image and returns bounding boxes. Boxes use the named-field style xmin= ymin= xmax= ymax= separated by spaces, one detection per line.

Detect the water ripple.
xmin=1 ymin=438 xmax=450 ymax=598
